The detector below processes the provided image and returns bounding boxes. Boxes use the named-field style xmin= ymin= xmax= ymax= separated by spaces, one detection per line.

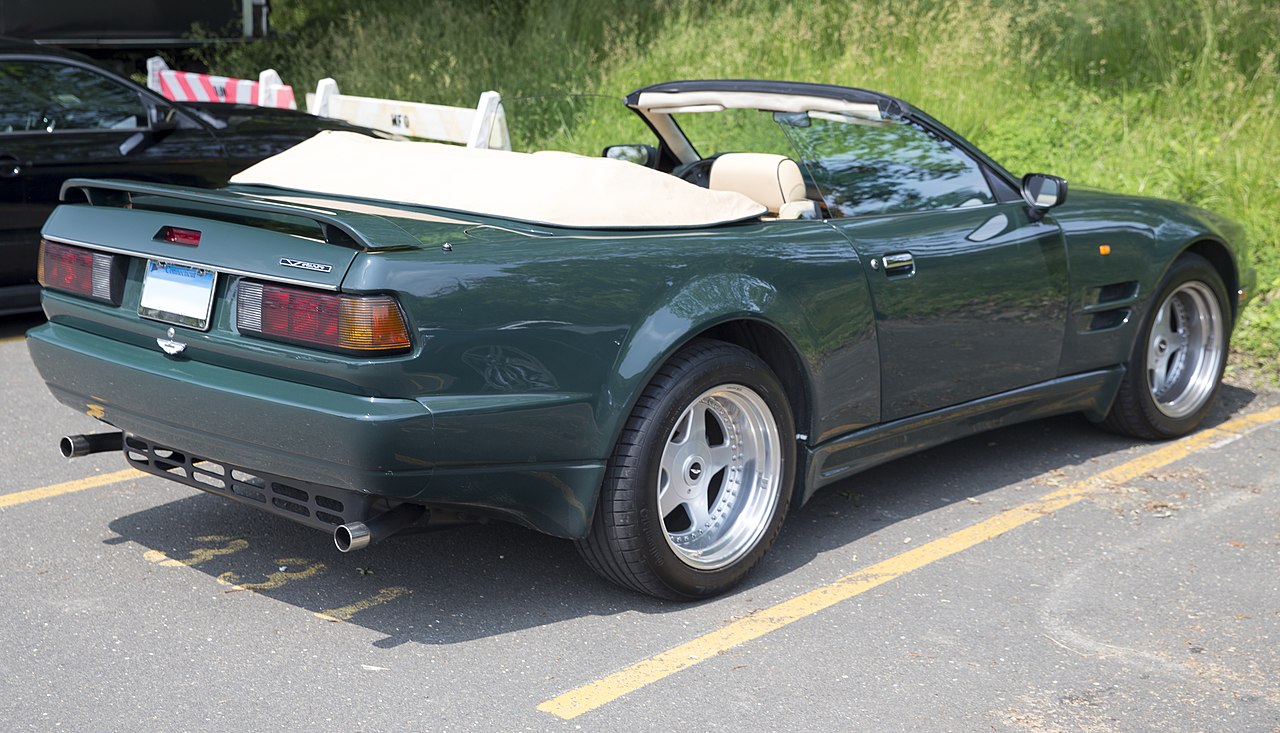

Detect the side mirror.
xmin=602 ymin=144 xmax=659 ymax=168
xmin=148 ymin=103 xmax=179 ymax=134
xmin=122 ymin=103 xmax=178 ymax=155
xmin=1021 ymin=173 xmax=1068 ymax=219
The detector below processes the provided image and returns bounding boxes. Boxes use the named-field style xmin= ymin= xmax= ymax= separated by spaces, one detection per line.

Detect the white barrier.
xmin=145 ymin=57 xmax=297 ymax=110
xmin=306 ymin=78 xmax=509 ymax=150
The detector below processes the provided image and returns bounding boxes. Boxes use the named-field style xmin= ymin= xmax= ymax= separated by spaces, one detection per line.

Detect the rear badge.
xmin=157 ymin=327 xmax=187 ymax=356
xmin=279 ymin=258 xmax=333 ymax=273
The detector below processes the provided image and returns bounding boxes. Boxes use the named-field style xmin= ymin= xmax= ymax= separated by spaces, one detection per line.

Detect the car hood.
xmin=1062 ymin=187 xmax=1244 ymax=239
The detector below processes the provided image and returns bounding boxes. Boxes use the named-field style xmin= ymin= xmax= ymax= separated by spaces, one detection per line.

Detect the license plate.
xmin=138 ymin=260 xmax=217 ymax=331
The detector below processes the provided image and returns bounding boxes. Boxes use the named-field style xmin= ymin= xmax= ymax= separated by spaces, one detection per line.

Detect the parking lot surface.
xmin=2 ymin=314 xmax=1277 ymax=732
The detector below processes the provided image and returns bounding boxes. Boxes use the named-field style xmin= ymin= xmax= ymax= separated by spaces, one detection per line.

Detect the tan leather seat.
xmin=708 ymin=153 xmax=815 ymax=219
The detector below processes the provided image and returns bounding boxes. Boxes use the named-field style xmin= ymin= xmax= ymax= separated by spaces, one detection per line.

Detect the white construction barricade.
xmin=145 ymin=57 xmax=297 ymax=110
xmin=306 ymin=78 xmax=509 ymax=150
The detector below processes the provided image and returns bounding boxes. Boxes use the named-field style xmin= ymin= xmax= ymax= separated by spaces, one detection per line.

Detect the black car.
xmin=0 ymin=37 xmax=378 ymax=315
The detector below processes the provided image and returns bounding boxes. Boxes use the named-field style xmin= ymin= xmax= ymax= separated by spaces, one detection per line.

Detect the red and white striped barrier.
xmin=145 ymin=57 xmax=297 ymax=110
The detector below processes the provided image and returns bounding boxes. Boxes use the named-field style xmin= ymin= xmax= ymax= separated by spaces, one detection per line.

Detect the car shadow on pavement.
xmin=104 ymin=383 xmax=1260 ymax=647
xmin=753 ymin=380 xmax=1261 ymax=588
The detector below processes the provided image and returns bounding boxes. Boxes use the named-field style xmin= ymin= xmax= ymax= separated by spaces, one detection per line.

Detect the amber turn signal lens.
xmin=339 ymin=296 xmax=412 ymax=351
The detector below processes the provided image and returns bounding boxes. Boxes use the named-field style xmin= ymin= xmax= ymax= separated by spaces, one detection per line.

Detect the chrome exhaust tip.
xmin=334 ymin=503 xmax=426 ymax=553
xmin=60 ymin=432 xmax=123 ymax=458
xmin=334 ymin=522 xmax=371 ymax=552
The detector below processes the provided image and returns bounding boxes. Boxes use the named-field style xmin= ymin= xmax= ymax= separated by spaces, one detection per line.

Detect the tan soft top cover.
xmin=229 ymin=131 xmax=766 ymax=229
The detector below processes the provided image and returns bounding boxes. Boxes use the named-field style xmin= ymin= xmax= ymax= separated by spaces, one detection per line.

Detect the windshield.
xmin=487 ymin=93 xmax=995 ymax=220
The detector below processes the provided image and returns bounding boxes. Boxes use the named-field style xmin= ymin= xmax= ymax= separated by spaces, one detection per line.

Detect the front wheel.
xmin=577 ymin=340 xmax=796 ymax=600
xmin=1103 ymin=253 xmax=1230 ymax=439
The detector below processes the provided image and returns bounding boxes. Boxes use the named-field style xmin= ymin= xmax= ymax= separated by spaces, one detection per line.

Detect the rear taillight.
xmin=37 ymin=240 xmax=125 ymax=305
xmin=236 ymin=281 xmax=411 ymax=354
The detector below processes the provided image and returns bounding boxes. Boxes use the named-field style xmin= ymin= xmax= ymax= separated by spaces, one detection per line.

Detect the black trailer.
xmin=0 ymin=0 xmax=269 ymax=50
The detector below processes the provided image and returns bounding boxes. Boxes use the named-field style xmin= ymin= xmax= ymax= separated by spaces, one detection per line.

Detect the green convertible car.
xmin=29 ymin=80 xmax=1255 ymax=600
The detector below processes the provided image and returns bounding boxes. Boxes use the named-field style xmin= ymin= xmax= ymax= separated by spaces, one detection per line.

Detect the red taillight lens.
xmin=262 ymin=287 xmax=339 ymax=345
xmin=37 ymin=240 xmax=123 ymax=304
xmin=237 ymin=281 xmax=411 ymax=354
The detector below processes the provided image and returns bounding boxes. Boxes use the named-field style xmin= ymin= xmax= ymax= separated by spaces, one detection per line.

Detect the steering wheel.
xmin=671 ymin=155 xmax=720 ymax=188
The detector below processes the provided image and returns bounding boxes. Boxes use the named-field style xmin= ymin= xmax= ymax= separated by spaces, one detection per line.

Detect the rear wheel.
xmin=577 ymin=340 xmax=796 ymax=600
xmin=1103 ymin=253 xmax=1230 ymax=439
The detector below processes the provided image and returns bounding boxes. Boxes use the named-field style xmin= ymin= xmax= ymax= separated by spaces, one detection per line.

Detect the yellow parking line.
xmin=539 ymin=405 xmax=1280 ymax=720
xmin=0 ymin=468 xmax=144 ymax=508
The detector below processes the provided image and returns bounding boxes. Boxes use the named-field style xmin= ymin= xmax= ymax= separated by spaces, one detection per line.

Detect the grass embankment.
xmin=202 ymin=0 xmax=1280 ymax=380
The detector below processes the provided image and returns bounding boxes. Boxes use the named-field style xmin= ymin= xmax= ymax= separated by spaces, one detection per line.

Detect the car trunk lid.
xmin=46 ymin=178 xmax=429 ymax=291
xmin=35 ymin=179 xmax=470 ymax=397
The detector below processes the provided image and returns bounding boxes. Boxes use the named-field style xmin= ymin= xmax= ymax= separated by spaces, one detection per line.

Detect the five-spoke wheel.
xmin=577 ymin=339 xmax=795 ymax=599
xmin=1105 ymin=253 xmax=1230 ymax=439
xmin=656 ymin=384 xmax=783 ymax=571
xmin=1144 ymin=280 xmax=1224 ymax=420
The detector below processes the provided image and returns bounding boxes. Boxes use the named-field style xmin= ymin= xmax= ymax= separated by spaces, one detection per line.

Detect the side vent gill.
xmin=1089 ymin=281 xmax=1139 ymax=307
xmin=1082 ymin=280 xmax=1139 ymax=332
xmin=1087 ymin=309 xmax=1131 ymax=332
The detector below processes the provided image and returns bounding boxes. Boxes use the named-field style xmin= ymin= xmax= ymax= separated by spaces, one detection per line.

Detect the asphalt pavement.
xmin=2 ymin=314 xmax=1277 ymax=732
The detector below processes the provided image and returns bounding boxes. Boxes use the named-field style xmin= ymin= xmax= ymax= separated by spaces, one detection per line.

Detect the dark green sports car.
xmin=28 ymin=80 xmax=1255 ymax=600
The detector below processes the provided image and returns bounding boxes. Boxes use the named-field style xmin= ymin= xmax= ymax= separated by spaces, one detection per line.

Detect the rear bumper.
xmin=29 ymin=322 xmax=437 ymax=494
xmin=27 ymin=322 xmax=604 ymax=538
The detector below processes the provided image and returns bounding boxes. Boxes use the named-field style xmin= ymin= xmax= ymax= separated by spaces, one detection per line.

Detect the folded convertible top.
xmin=229 ymin=131 xmax=767 ymax=229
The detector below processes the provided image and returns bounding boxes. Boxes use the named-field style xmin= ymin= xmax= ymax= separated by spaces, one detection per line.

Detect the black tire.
xmin=1103 ymin=253 xmax=1230 ymax=439
xmin=576 ymin=339 xmax=796 ymax=600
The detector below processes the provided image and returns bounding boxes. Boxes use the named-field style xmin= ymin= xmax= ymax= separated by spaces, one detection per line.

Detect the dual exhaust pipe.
xmin=60 ymin=430 xmax=424 ymax=552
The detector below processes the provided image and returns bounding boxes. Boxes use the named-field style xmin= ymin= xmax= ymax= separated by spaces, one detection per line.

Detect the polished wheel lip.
xmin=1146 ymin=280 xmax=1224 ymax=419
xmin=657 ymin=384 xmax=782 ymax=571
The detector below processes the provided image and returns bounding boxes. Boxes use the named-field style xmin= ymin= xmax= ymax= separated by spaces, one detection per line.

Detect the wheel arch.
xmin=577 ymin=334 xmax=803 ymax=598
xmin=1181 ymin=238 xmax=1240 ymax=321
xmin=1101 ymin=247 xmax=1233 ymax=439
xmin=596 ymin=256 xmax=870 ymax=523
xmin=696 ymin=318 xmax=813 ymax=442
xmin=610 ymin=313 xmax=815 ymax=449
xmin=636 ymin=317 xmax=816 ymax=512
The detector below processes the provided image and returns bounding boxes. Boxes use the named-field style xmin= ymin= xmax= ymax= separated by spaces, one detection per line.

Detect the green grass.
xmin=199 ymin=0 xmax=1280 ymax=380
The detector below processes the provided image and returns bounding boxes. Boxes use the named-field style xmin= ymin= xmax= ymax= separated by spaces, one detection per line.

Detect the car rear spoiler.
xmin=59 ymin=178 xmax=422 ymax=251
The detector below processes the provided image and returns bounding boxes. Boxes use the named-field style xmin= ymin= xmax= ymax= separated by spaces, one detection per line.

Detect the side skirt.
xmin=799 ymin=368 xmax=1124 ymax=504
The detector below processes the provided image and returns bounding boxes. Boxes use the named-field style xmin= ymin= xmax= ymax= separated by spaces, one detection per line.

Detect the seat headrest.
xmin=708 ymin=153 xmax=807 ymax=215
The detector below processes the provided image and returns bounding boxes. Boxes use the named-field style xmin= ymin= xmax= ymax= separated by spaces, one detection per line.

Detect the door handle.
xmin=880 ymin=252 xmax=915 ymax=277
xmin=0 ymin=155 xmax=21 ymax=178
